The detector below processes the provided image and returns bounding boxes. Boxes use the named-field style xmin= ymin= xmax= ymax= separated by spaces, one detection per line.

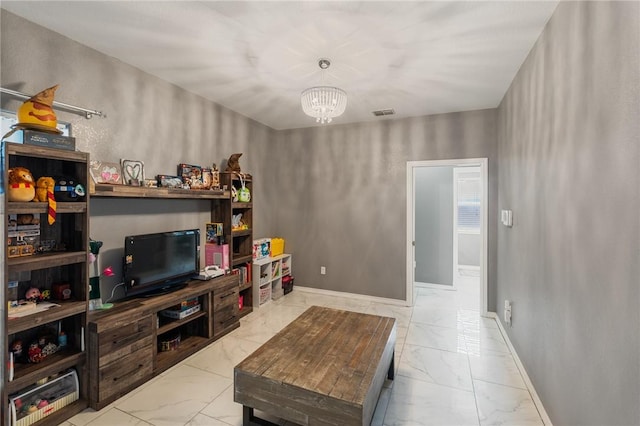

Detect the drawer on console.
xmin=98 ymin=345 xmax=153 ymax=402
xmin=214 ymin=286 xmax=239 ymax=310
xmin=97 ymin=316 xmax=153 ymax=364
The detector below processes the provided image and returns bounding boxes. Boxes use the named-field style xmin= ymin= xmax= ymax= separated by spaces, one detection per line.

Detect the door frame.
xmin=406 ymin=158 xmax=488 ymax=315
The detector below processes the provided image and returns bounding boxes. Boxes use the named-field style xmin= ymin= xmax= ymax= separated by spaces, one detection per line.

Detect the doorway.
xmin=406 ymin=158 xmax=488 ymax=315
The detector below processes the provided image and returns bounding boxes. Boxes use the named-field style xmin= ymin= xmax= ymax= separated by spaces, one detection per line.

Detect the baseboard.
xmin=489 ymin=312 xmax=553 ymax=426
xmin=415 ymin=281 xmax=456 ymax=291
xmin=294 ymin=285 xmax=408 ymax=306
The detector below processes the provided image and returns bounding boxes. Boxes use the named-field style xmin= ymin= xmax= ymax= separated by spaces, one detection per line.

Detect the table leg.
xmin=243 ymin=405 xmax=279 ymax=426
xmin=387 ymin=351 xmax=395 ymax=380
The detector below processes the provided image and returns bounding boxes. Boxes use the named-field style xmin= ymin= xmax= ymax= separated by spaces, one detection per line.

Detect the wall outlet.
xmin=504 ymin=299 xmax=512 ymax=325
xmin=320 ymin=266 xmax=326 ymax=275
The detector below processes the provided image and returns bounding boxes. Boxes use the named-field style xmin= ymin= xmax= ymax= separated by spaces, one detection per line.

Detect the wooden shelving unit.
xmin=2 ymin=142 xmax=90 ymax=426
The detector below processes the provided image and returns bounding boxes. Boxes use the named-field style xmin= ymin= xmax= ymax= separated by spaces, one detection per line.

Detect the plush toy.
xmin=17 ymin=84 xmax=59 ymax=131
xmin=36 ymin=176 xmax=57 ymax=224
xmin=225 ymin=153 xmax=242 ymax=173
xmin=7 ymin=167 xmax=36 ymax=202
xmin=35 ymin=177 xmax=55 ymax=202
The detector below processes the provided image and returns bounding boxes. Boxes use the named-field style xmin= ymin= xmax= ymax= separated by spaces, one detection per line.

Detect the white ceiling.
xmin=2 ymin=1 xmax=558 ymax=130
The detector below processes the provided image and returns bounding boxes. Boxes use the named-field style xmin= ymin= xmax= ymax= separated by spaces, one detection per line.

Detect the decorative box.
xmin=159 ymin=303 xmax=201 ymax=319
xmin=205 ymin=243 xmax=229 ymax=270
xmin=17 ymin=130 xmax=76 ymax=151
xmin=177 ymin=164 xmax=204 ymax=189
xmin=52 ymin=283 xmax=72 ymax=300
xmin=156 ymin=175 xmax=183 ymax=189
xmin=270 ymin=238 xmax=285 ymax=257
xmin=253 ymin=238 xmax=271 ymax=261
xmin=9 ymin=369 xmax=79 ymax=426
xmin=206 ymin=222 xmax=224 ymax=243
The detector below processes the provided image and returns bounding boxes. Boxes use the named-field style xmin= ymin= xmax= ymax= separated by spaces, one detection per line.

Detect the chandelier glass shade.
xmin=301 ymin=59 xmax=347 ymax=124
xmin=301 ymin=86 xmax=347 ymax=124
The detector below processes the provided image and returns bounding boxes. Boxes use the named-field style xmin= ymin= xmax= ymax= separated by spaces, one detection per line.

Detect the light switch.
xmin=501 ymin=209 xmax=513 ymax=227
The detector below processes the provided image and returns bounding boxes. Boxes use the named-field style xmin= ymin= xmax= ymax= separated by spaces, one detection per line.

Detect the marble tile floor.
xmin=61 ymin=283 xmax=544 ymax=426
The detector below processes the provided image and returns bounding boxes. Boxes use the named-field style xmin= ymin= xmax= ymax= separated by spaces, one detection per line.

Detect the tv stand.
xmin=88 ymin=274 xmax=240 ymax=410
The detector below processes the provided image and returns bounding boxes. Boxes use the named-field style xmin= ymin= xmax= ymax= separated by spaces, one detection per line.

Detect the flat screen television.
xmin=123 ymin=229 xmax=200 ymax=298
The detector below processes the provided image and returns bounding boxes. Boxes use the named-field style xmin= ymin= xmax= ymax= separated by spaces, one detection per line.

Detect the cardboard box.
xmin=205 ymin=243 xmax=229 ymax=270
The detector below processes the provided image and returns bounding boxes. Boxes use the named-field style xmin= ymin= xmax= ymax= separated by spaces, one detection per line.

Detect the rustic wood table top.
xmin=234 ymin=305 xmax=396 ymax=425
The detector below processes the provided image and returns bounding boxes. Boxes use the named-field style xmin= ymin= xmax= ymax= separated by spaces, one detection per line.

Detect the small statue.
xmin=225 ymin=153 xmax=242 ymax=173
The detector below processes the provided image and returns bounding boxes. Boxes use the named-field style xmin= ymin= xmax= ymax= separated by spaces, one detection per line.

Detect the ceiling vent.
xmin=372 ymin=108 xmax=395 ymax=117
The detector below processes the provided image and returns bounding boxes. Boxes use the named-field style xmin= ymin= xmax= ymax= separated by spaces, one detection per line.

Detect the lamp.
xmin=301 ymin=59 xmax=347 ymax=124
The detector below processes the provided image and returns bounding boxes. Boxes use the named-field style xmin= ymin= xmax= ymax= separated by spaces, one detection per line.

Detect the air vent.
xmin=372 ymin=109 xmax=395 ymax=117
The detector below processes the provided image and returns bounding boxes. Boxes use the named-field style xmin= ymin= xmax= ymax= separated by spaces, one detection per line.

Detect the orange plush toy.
xmin=36 ymin=177 xmax=57 ymax=224
xmin=7 ymin=167 xmax=36 ymax=202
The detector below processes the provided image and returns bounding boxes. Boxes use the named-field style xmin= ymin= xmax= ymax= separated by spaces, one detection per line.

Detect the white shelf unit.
xmin=252 ymin=254 xmax=292 ymax=307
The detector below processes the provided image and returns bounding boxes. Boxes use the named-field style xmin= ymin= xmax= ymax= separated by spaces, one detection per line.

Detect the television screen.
xmin=123 ymin=229 xmax=200 ymax=298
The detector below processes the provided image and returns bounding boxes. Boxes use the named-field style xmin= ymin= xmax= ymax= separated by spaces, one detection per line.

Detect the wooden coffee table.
xmin=234 ymin=305 xmax=396 ymax=426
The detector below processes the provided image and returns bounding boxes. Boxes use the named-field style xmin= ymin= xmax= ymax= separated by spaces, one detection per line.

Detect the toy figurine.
xmin=225 ymin=153 xmax=242 ymax=173
xmin=10 ymin=339 xmax=23 ymax=360
xmin=28 ymin=342 xmax=44 ymax=363
xmin=25 ymin=287 xmax=41 ymax=302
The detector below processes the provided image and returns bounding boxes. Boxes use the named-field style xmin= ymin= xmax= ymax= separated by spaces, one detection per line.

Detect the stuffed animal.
xmin=7 ymin=167 xmax=36 ymax=202
xmin=35 ymin=177 xmax=55 ymax=202
xmin=225 ymin=153 xmax=242 ymax=173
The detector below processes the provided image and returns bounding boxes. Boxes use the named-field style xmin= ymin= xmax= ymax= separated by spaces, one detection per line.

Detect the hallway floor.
xmin=62 ymin=284 xmax=545 ymax=426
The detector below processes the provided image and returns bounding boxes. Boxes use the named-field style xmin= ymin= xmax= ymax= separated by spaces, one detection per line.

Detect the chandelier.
xmin=301 ymin=59 xmax=347 ymax=124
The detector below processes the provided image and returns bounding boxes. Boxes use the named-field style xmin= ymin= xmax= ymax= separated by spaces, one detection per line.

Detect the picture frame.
xmin=121 ymin=159 xmax=145 ymax=186
xmin=89 ymin=161 xmax=122 ymax=185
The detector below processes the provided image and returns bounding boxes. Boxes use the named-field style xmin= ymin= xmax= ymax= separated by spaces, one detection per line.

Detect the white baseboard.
xmin=489 ymin=312 xmax=553 ymax=426
xmin=294 ymin=285 xmax=408 ymax=306
xmin=415 ymin=281 xmax=456 ymax=291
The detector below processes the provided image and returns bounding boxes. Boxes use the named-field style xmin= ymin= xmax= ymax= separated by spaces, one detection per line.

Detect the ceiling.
xmin=1 ymin=1 xmax=558 ymax=130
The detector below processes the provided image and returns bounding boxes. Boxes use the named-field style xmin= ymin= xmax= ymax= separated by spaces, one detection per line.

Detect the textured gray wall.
xmin=496 ymin=2 xmax=640 ymax=425
xmin=415 ymin=167 xmax=453 ymax=286
xmin=1 ymin=10 xmax=499 ymax=305
xmin=269 ymin=111 xmax=498 ymax=302
xmin=0 ymin=10 xmax=273 ymax=300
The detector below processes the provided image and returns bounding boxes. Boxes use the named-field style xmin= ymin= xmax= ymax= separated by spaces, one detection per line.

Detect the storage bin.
xmin=9 ymin=369 xmax=79 ymax=426
xmin=270 ymin=238 xmax=285 ymax=257
xmin=271 ymin=281 xmax=284 ymax=300
xmin=283 ymin=276 xmax=294 ymax=295
xmin=259 ymin=285 xmax=271 ymax=305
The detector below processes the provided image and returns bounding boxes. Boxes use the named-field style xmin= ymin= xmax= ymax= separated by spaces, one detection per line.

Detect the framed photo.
xmin=89 ymin=161 xmax=122 ymax=185
xmin=121 ymin=159 xmax=145 ymax=186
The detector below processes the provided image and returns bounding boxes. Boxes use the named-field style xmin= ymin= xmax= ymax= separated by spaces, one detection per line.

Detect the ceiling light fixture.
xmin=301 ymin=59 xmax=347 ymax=124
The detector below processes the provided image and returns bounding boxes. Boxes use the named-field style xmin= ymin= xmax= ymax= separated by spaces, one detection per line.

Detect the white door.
xmin=406 ymin=159 xmax=488 ymax=314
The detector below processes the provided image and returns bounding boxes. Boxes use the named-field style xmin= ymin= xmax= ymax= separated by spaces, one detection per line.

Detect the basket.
xmin=259 ymin=285 xmax=271 ymax=305
xmin=271 ymin=238 xmax=285 ymax=257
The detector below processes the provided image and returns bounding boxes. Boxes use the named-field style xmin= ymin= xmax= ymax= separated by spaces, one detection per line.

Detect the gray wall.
xmin=268 ymin=111 xmax=498 ymax=302
xmin=415 ymin=166 xmax=453 ymax=286
xmin=0 ymin=10 xmax=274 ymax=300
xmin=496 ymin=2 xmax=639 ymax=425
